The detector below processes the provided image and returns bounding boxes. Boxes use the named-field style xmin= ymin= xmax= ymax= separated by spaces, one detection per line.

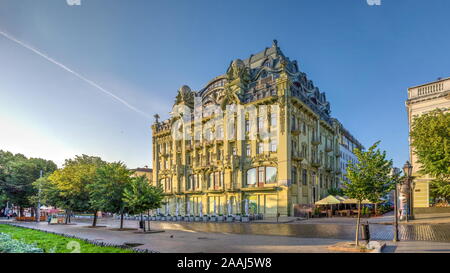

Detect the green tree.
xmin=327 ymin=187 xmax=344 ymax=196
xmin=123 ymin=176 xmax=164 ymax=232
xmin=87 ymin=162 xmax=132 ymax=229
xmin=0 ymin=151 xmax=57 ymax=216
xmin=410 ymin=109 xmax=450 ymax=202
xmin=343 ymin=142 xmax=394 ymax=246
xmin=48 ymin=155 xmax=106 ymax=226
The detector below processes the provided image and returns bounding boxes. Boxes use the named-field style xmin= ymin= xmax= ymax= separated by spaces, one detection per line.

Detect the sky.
xmin=0 ymin=0 xmax=449 ymax=168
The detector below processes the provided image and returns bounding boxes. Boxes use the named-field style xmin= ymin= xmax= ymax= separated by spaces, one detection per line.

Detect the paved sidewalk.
xmin=3 ymin=220 xmax=450 ymax=253
xmin=3 ymin=221 xmax=343 ymax=253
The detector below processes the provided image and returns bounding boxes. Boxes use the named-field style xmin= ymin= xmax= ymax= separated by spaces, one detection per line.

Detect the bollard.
xmin=360 ymin=222 xmax=371 ymax=243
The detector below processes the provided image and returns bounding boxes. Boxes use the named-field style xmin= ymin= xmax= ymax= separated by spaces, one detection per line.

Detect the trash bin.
xmin=360 ymin=222 xmax=370 ymax=243
xmin=139 ymin=220 xmax=144 ymax=229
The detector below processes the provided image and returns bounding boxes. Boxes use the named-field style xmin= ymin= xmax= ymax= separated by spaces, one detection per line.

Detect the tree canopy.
xmin=0 ymin=150 xmax=57 ymax=211
xmin=88 ymin=162 xmax=132 ymax=215
xmin=342 ymin=141 xmax=394 ymax=246
xmin=123 ymin=176 xmax=164 ymax=215
xmin=410 ymin=109 xmax=450 ymax=182
xmin=47 ymin=155 xmax=106 ymax=214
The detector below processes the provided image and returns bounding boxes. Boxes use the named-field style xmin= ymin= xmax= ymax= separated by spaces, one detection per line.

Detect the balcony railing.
xmin=311 ymin=157 xmax=321 ymax=167
xmin=311 ymin=135 xmax=321 ymax=146
xmin=292 ymin=150 xmax=305 ymax=161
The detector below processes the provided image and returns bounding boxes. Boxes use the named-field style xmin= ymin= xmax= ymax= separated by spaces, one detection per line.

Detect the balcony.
xmin=292 ymin=150 xmax=305 ymax=161
xmin=325 ymin=143 xmax=333 ymax=153
xmin=311 ymin=135 xmax=321 ymax=146
xmin=311 ymin=157 xmax=321 ymax=167
xmin=291 ymin=126 xmax=301 ymax=136
xmin=325 ymin=162 xmax=333 ymax=172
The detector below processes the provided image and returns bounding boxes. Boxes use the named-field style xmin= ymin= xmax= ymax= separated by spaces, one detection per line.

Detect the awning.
xmin=315 ymin=195 xmax=343 ymax=205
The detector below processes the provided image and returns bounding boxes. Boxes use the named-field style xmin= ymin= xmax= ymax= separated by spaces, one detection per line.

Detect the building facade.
xmin=406 ymin=77 xmax=450 ymax=208
xmin=131 ymin=166 xmax=153 ymax=184
xmin=152 ymin=41 xmax=356 ymax=217
xmin=335 ymin=121 xmax=364 ymax=188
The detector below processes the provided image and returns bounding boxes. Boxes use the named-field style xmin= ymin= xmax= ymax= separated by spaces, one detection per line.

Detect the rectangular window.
xmin=302 ymin=169 xmax=308 ymax=185
xmin=258 ymin=117 xmax=264 ymax=131
xmin=258 ymin=167 xmax=265 ymax=184
xmin=257 ymin=142 xmax=263 ymax=154
xmin=270 ymin=139 xmax=277 ymax=152
xmin=246 ymin=143 xmax=251 ymax=157
xmin=270 ymin=113 xmax=277 ymax=127
xmin=291 ymin=167 xmax=297 ymax=184
xmin=245 ymin=119 xmax=250 ymax=133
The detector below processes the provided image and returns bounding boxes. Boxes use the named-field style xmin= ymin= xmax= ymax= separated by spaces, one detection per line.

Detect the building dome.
xmin=231 ymin=59 xmax=245 ymax=69
xmin=179 ymin=85 xmax=192 ymax=93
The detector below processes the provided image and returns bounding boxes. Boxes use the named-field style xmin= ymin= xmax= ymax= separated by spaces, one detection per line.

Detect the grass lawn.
xmin=0 ymin=224 xmax=136 ymax=253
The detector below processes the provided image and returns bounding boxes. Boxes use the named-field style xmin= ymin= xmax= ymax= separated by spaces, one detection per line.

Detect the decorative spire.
xmin=154 ymin=114 xmax=160 ymax=124
xmin=272 ymin=39 xmax=278 ymax=48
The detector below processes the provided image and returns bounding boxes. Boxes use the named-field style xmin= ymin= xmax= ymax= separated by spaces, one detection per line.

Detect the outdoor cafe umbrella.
xmin=227 ymin=200 xmax=232 ymax=216
xmin=199 ymin=201 xmax=203 ymax=217
xmin=341 ymin=198 xmax=373 ymax=204
xmin=213 ymin=199 xmax=217 ymax=216
xmin=187 ymin=200 xmax=191 ymax=216
xmin=175 ymin=202 xmax=179 ymax=216
xmin=314 ymin=195 xmax=343 ymax=205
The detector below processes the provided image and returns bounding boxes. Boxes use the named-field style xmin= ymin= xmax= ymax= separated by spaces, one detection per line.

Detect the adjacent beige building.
xmin=406 ymin=77 xmax=450 ymax=207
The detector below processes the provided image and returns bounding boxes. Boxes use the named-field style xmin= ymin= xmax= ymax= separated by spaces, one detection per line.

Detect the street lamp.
xmin=402 ymin=161 xmax=413 ymax=220
xmin=391 ymin=167 xmax=401 ymax=242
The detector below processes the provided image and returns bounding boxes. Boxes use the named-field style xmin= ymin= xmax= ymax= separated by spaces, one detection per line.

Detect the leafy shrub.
xmin=0 ymin=233 xmax=44 ymax=253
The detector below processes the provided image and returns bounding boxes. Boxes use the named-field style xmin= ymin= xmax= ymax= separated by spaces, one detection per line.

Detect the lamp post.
xmin=391 ymin=167 xmax=400 ymax=242
xmin=402 ymin=161 xmax=413 ymax=221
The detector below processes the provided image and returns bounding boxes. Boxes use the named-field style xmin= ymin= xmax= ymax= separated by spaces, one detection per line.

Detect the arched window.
xmin=247 ymin=168 xmax=257 ymax=185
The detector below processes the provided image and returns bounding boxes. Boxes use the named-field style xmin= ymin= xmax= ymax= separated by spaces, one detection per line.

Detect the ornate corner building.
xmin=151 ymin=41 xmax=361 ymax=217
xmin=406 ymin=77 xmax=450 ymax=208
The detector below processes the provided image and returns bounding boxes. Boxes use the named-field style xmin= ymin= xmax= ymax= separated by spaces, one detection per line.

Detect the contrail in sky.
xmin=0 ymin=29 xmax=152 ymax=119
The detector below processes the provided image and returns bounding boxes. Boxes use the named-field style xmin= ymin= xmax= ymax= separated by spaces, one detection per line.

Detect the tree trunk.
xmin=147 ymin=210 xmax=151 ymax=231
xmin=92 ymin=211 xmax=98 ymax=227
xmin=355 ymin=201 xmax=361 ymax=246
xmin=120 ymin=211 xmax=124 ymax=230
xmin=68 ymin=211 xmax=71 ymax=223
xmin=65 ymin=212 xmax=69 ymax=224
xmin=141 ymin=214 xmax=146 ymax=232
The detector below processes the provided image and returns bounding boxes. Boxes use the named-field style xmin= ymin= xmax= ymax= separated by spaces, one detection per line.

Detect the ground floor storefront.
xmin=161 ymin=189 xmax=286 ymax=218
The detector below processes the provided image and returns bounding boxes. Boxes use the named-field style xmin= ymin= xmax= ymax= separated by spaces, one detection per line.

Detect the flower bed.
xmin=0 ymin=224 xmax=148 ymax=253
xmin=0 ymin=233 xmax=44 ymax=253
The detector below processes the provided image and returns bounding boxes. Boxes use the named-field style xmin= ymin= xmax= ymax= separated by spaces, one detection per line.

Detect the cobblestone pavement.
xmin=3 ymin=219 xmax=450 ymax=253
xmin=40 ymin=217 xmax=450 ymax=242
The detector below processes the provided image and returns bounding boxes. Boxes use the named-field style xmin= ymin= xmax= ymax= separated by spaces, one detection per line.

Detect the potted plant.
xmin=156 ymin=214 xmax=161 ymax=221
xmin=177 ymin=215 xmax=183 ymax=221
xmin=210 ymin=215 xmax=217 ymax=222
xmin=217 ymin=214 xmax=224 ymax=222
xmin=151 ymin=215 xmax=156 ymax=221
xmin=161 ymin=215 xmax=166 ymax=221
xmin=226 ymin=215 xmax=234 ymax=222
xmin=241 ymin=214 xmax=249 ymax=222
xmin=195 ymin=215 xmax=201 ymax=222
xmin=234 ymin=214 xmax=241 ymax=221
xmin=202 ymin=214 xmax=209 ymax=222
xmin=188 ymin=215 xmax=194 ymax=221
